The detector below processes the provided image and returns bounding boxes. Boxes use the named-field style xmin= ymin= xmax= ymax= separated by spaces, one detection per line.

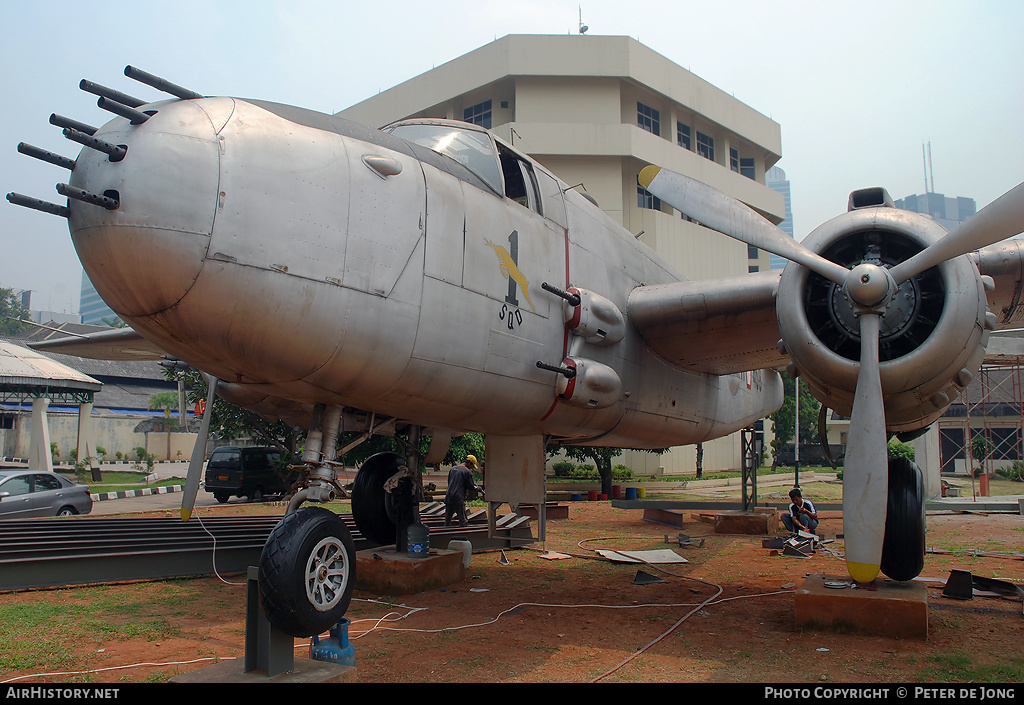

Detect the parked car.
xmin=0 ymin=470 xmax=93 ymax=518
xmin=203 ymin=446 xmax=296 ymax=503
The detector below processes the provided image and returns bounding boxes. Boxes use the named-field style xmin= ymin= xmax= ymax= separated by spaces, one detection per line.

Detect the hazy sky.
xmin=2 ymin=0 xmax=1021 ymax=315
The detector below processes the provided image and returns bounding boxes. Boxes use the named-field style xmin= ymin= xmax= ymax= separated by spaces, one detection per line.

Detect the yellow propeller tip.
xmin=638 ymin=165 xmax=661 ymax=189
xmin=180 ymin=509 xmax=192 ymax=522
xmin=847 ymin=561 xmax=880 ymax=584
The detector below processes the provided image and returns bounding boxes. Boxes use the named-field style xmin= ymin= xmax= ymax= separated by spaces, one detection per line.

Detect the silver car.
xmin=0 ymin=470 xmax=93 ymax=518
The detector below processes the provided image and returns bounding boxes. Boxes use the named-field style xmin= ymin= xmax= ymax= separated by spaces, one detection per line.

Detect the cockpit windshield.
xmin=387 ymin=123 xmax=502 ymax=195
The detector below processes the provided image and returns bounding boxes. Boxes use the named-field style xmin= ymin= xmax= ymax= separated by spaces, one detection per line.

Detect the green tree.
xmin=148 ymin=392 xmax=179 ymax=423
xmin=162 ymin=367 xmax=304 ymax=456
xmin=0 ymin=287 xmax=30 ymax=336
xmin=768 ymin=375 xmax=822 ymax=468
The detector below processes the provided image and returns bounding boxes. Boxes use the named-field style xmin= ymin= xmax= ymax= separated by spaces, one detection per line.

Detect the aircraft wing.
xmin=26 ymin=327 xmax=167 ymax=361
xmin=627 ymin=269 xmax=787 ymax=375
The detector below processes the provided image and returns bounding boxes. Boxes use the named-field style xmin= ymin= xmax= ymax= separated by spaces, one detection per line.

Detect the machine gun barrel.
xmin=62 ymin=128 xmax=126 ymax=161
xmin=56 ymin=182 xmax=119 ymax=210
xmin=79 ymin=79 xmax=145 ymax=108
xmin=97 ymin=96 xmax=151 ymax=124
xmin=49 ymin=113 xmax=96 ymax=136
xmin=536 ymin=361 xmax=577 ymax=379
xmin=542 ymin=281 xmax=581 ymax=306
xmin=6 ymin=192 xmax=69 ymax=218
xmin=17 ymin=142 xmax=75 ymax=170
xmin=124 ymin=65 xmax=203 ymax=100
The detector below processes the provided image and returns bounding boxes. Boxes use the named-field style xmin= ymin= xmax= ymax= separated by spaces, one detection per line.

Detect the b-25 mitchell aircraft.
xmin=9 ymin=66 xmax=1024 ymax=638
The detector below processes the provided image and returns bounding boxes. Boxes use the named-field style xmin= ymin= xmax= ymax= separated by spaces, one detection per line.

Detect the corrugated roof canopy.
xmin=0 ymin=340 xmax=101 ymax=403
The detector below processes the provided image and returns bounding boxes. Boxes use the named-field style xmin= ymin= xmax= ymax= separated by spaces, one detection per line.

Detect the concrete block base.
xmin=713 ymin=510 xmax=771 ymax=535
xmin=170 ymin=657 xmax=356 ymax=683
xmin=795 ymin=574 xmax=928 ymax=639
xmin=643 ymin=508 xmax=686 ymax=528
xmin=355 ymin=547 xmax=465 ymax=595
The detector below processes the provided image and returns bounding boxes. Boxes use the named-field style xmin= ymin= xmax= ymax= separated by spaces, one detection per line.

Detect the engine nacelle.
xmin=776 ymin=204 xmax=992 ymax=433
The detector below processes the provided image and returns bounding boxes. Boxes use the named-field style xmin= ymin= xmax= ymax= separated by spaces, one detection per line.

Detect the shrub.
xmin=551 ymin=461 xmax=576 ymax=478
xmin=996 ymin=461 xmax=1024 ymax=482
xmin=887 ymin=439 xmax=915 ymax=462
xmin=612 ymin=464 xmax=633 ymax=480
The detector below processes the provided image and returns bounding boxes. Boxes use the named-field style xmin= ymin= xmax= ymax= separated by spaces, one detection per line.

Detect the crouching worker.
xmin=781 ymin=487 xmax=819 ymax=535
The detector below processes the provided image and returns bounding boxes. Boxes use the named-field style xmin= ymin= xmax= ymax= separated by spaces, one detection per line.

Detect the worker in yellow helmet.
xmin=445 ymin=455 xmax=480 ymax=527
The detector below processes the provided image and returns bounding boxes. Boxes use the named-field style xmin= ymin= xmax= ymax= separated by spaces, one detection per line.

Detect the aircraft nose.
xmin=67 ymin=99 xmax=222 ymax=318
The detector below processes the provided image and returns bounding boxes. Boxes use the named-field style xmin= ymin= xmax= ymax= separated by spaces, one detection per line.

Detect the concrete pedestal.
xmin=794 ymin=573 xmax=928 ymax=639
xmin=642 ymin=508 xmax=686 ymax=528
xmin=170 ymin=657 xmax=356 ymax=683
xmin=714 ymin=510 xmax=772 ymax=535
xmin=355 ymin=547 xmax=465 ymax=594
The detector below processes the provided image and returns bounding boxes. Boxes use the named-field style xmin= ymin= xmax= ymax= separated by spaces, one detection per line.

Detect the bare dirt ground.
xmin=2 ymin=494 xmax=1024 ymax=685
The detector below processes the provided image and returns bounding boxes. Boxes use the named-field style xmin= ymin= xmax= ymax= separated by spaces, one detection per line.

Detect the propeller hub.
xmin=845 ymin=263 xmax=892 ymax=309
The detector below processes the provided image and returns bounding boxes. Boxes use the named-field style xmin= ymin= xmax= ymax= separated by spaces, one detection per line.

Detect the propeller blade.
xmin=841 ymin=312 xmax=888 ymax=584
xmin=180 ymin=375 xmax=218 ymax=522
xmin=638 ymin=165 xmax=850 ymax=286
xmin=890 ymin=181 xmax=1024 ymax=284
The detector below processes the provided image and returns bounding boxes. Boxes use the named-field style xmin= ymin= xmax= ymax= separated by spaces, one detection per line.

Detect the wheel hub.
xmin=305 ymin=536 xmax=349 ymax=612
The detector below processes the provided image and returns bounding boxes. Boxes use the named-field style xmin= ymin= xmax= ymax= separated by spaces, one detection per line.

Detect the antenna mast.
xmin=922 ymin=141 xmax=935 ymax=193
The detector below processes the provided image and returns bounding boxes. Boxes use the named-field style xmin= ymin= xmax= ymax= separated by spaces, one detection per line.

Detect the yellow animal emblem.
xmin=485 ymin=240 xmax=535 ymax=311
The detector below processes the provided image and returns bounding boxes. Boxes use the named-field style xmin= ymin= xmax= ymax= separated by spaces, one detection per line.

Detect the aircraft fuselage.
xmin=68 ymin=97 xmax=782 ymax=448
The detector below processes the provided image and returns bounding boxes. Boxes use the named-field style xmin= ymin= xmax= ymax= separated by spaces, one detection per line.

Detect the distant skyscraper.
xmin=894 ymin=192 xmax=976 ymax=232
xmin=80 ymin=271 xmax=118 ymax=325
xmin=766 ymin=166 xmax=794 ymax=270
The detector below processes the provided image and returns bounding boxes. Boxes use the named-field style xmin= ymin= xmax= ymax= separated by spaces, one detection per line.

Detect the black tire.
xmin=214 ymin=492 xmax=229 ymax=504
xmin=351 ymin=452 xmax=404 ymax=546
xmin=258 ymin=507 xmax=356 ymax=637
xmin=250 ymin=487 xmax=264 ymax=503
xmin=880 ymin=456 xmax=926 ymax=581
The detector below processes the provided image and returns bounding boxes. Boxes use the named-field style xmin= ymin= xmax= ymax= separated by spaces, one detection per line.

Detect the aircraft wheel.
xmin=351 ymin=452 xmax=404 ymax=546
xmin=258 ymin=506 xmax=356 ymax=637
xmin=880 ymin=456 xmax=926 ymax=581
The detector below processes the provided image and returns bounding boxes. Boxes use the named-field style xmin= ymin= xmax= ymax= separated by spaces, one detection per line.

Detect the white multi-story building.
xmin=339 ymin=34 xmax=786 ymax=474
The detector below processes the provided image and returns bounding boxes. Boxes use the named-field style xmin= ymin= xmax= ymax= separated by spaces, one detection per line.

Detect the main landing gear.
xmin=259 ymin=507 xmax=356 ymax=637
xmin=256 ymin=406 xmax=426 ymax=638
xmin=256 ymin=404 xmax=357 ymax=637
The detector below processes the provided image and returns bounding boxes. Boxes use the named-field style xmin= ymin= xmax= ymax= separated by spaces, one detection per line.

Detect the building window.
xmin=741 ymin=157 xmax=755 ymax=180
xmin=637 ymin=102 xmax=660 ymax=136
xmin=748 ymin=265 xmax=759 ymax=273
xmin=638 ymin=186 xmax=661 ymax=211
xmin=748 ymin=244 xmax=759 ymax=259
xmin=0 ymin=415 xmax=13 ymax=430
xmin=731 ymin=148 xmax=739 ymax=173
xmin=464 ymin=100 xmax=492 ymax=129
xmin=677 ymin=122 xmax=691 ymax=150
xmin=697 ymin=132 xmax=714 ymax=162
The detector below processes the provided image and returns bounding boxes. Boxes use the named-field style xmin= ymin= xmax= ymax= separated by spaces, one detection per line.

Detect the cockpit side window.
xmin=498 ymin=145 xmax=542 ymax=216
